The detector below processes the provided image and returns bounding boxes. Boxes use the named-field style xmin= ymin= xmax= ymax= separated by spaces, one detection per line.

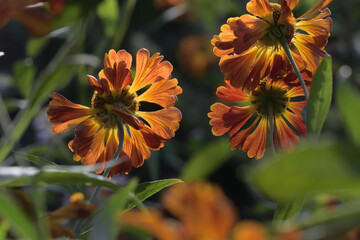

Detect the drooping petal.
xmin=283 ymin=108 xmax=306 ymax=137
xmin=47 ymin=93 xmax=93 ymax=134
xmin=208 ymin=103 xmax=231 ymax=136
xmin=113 ymin=61 xmax=132 ymax=90
xmin=212 ymin=23 xmax=236 ymax=57
xmin=137 ymin=78 xmax=182 ymax=108
xmin=87 ymin=75 xmax=103 ymax=94
xmin=216 ymin=80 xmax=250 ymax=102
xmin=297 ymin=0 xmax=332 ymax=21
xmin=81 ymin=128 xmax=107 ymax=166
xmin=130 ymin=49 xmax=173 ymax=92
xmin=137 ymin=107 xmax=182 ymax=139
xmin=229 ymin=118 xmax=258 ymax=151
xmin=242 ymin=118 xmax=268 ymax=159
xmin=274 ymin=115 xmax=300 ymax=150
xmin=111 ymin=107 xmax=145 ymax=130
xmin=223 ymin=106 xmax=254 ymax=137
xmin=246 ymin=0 xmax=273 ymax=19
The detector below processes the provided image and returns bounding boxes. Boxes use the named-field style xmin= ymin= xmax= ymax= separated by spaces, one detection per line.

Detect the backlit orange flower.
xmin=47 ymin=49 xmax=182 ymax=176
xmin=120 ymin=181 xmax=238 ymax=240
xmin=212 ymin=0 xmax=331 ymax=89
xmin=208 ymin=76 xmax=307 ymax=159
xmin=0 ymin=0 xmax=60 ymax=37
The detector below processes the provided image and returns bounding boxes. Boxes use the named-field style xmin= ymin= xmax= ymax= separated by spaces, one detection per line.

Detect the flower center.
xmin=91 ymin=86 xmax=139 ymax=128
xmin=258 ymin=3 xmax=291 ymax=46
xmin=250 ymin=80 xmax=290 ymax=117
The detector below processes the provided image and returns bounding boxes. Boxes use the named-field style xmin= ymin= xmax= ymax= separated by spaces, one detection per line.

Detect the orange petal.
xmin=229 ymin=119 xmax=257 ymax=151
xmin=104 ymin=49 xmax=132 ymax=69
xmin=137 ymin=107 xmax=182 ymax=139
xmin=216 ymin=80 xmax=250 ymax=102
xmin=297 ymin=0 xmax=332 ymax=21
xmin=243 ymin=118 xmax=267 ymax=159
xmin=212 ymin=23 xmax=236 ymax=57
xmin=108 ymin=152 xmax=132 ymax=176
xmin=136 ymin=78 xmax=182 ymax=108
xmin=223 ymin=106 xmax=253 ymax=136
xmin=208 ymin=103 xmax=231 ymax=136
xmin=130 ymin=49 xmax=173 ymax=92
xmin=275 ymin=116 xmax=300 ymax=150
xmin=82 ymin=128 xmax=107 ymax=166
xmin=87 ymin=75 xmax=103 ymax=94
xmin=246 ymin=0 xmax=273 ymax=19
xmin=283 ymin=108 xmax=306 ymax=137
xmin=122 ymin=126 xmax=150 ymax=168
xmin=47 ymin=93 xmax=93 ymax=133
xmin=113 ymin=61 xmax=132 ymax=91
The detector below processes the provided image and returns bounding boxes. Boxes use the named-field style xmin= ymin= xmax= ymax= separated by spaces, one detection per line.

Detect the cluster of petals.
xmin=47 ymin=48 xmax=182 ymax=176
xmin=212 ymin=0 xmax=332 ymax=89
xmin=209 ymin=77 xmax=308 ymax=159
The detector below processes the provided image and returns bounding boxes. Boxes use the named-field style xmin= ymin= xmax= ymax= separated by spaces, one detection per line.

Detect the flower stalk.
xmin=268 ymin=105 xmax=276 ymax=155
xmin=280 ymin=38 xmax=309 ymax=103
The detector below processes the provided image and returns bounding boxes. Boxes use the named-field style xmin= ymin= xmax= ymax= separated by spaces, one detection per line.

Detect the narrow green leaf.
xmin=0 ymin=167 xmax=119 ymax=191
xmin=273 ymin=198 xmax=304 ymax=229
xmin=307 ymin=56 xmax=333 ymax=136
xmin=90 ymin=179 xmax=138 ymax=240
xmin=97 ymin=0 xmax=119 ymax=37
xmin=125 ymin=179 xmax=183 ymax=210
xmin=0 ymin=220 xmax=10 ymax=240
xmin=336 ymin=82 xmax=360 ymax=146
xmin=181 ymin=139 xmax=232 ymax=181
xmin=249 ymin=140 xmax=360 ymax=201
xmin=12 ymin=60 xmax=35 ymax=98
xmin=0 ymin=193 xmax=37 ymax=240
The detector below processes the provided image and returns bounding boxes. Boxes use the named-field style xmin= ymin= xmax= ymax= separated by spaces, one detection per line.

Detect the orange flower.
xmin=0 ymin=0 xmax=57 ymax=37
xmin=232 ymin=221 xmax=267 ymax=240
xmin=47 ymin=49 xmax=182 ymax=176
xmin=212 ymin=0 xmax=331 ymax=89
xmin=208 ymin=75 xmax=308 ymax=159
xmin=120 ymin=181 xmax=237 ymax=240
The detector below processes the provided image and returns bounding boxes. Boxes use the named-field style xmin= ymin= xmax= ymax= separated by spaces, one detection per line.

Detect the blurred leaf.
xmin=26 ymin=38 xmax=48 ymax=57
xmin=0 ymin=193 xmax=37 ymax=240
xmin=12 ymin=61 xmax=36 ymax=98
xmin=336 ymin=82 xmax=360 ymax=146
xmin=125 ymin=179 xmax=183 ymax=210
xmin=97 ymin=0 xmax=119 ymax=37
xmin=307 ymin=56 xmax=332 ymax=136
xmin=181 ymin=139 xmax=232 ymax=181
xmin=0 ymin=167 xmax=119 ymax=191
xmin=273 ymin=198 xmax=304 ymax=228
xmin=249 ymin=140 xmax=360 ymax=201
xmin=0 ymin=220 xmax=10 ymax=240
xmin=90 ymin=179 xmax=138 ymax=240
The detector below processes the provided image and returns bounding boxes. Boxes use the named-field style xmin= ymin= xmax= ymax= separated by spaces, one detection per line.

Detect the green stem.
xmin=280 ymin=38 xmax=309 ymax=102
xmin=111 ymin=0 xmax=137 ymax=50
xmin=73 ymin=119 xmax=124 ymax=236
xmin=269 ymin=106 xmax=276 ymax=155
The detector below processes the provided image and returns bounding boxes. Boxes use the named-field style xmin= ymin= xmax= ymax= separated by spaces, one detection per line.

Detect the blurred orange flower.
xmin=47 ymin=49 xmax=182 ymax=176
xmin=0 ymin=0 xmax=65 ymax=37
xmin=177 ymin=35 xmax=218 ymax=77
xmin=48 ymin=192 xmax=97 ymax=238
xmin=208 ymin=75 xmax=309 ymax=159
xmin=212 ymin=0 xmax=331 ymax=89
xmin=120 ymin=181 xmax=238 ymax=240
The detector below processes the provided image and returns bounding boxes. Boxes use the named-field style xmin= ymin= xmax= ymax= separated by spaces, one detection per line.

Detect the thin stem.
xmin=279 ymin=38 xmax=309 ymax=102
xmin=73 ymin=119 xmax=124 ymax=236
xmin=269 ymin=106 xmax=276 ymax=155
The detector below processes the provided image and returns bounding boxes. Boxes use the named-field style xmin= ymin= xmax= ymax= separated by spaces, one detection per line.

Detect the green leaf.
xmin=90 ymin=179 xmax=138 ymax=240
xmin=249 ymin=140 xmax=360 ymax=201
xmin=336 ymin=82 xmax=360 ymax=146
xmin=97 ymin=0 xmax=119 ymax=37
xmin=273 ymin=198 xmax=304 ymax=229
xmin=0 ymin=167 xmax=119 ymax=191
xmin=0 ymin=220 xmax=10 ymax=240
xmin=26 ymin=38 xmax=48 ymax=57
xmin=12 ymin=60 xmax=36 ymax=98
xmin=181 ymin=139 xmax=232 ymax=181
xmin=307 ymin=56 xmax=333 ymax=136
xmin=125 ymin=179 xmax=183 ymax=210
xmin=0 ymin=193 xmax=37 ymax=240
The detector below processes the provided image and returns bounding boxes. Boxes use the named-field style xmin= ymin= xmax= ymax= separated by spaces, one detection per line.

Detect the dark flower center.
xmin=250 ymin=80 xmax=290 ymax=117
xmin=91 ymin=86 xmax=139 ymax=128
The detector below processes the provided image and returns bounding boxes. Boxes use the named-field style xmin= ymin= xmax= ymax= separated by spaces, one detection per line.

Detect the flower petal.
xmin=137 ymin=107 xmax=182 ymax=139
xmin=242 ymin=118 xmax=268 ymax=159
xmin=47 ymin=93 xmax=93 ymax=134
xmin=130 ymin=49 xmax=173 ymax=92
xmin=137 ymin=78 xmax=182 ymax=108
xmin=275 ymin=115 xmax=300 ymax=150
xmin=111 ymin=107 xmax=145 ymax=130
xmin=208 ymin=103 xmax=231 ymax=136
xmin=297 ymin=0 xmax=332 ymax=21
xmin=246 ymin=0 xmax=273 ymax=19
xmin=104 ymin=49 xmax=132 ymax=69
xmin=216 ymin=80 xmax=250 ymax=102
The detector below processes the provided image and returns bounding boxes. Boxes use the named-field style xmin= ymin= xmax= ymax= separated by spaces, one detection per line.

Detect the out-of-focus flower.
xmin=47 ymin=49 xmax=182 ymax=177
xmin=48 ymin=192 xmax=97 ymax=238
xmin=120 ymin=181 xmax=238 ymax=240
xmin=212 ymin=0 xmax=331 ymax=89
xmin=0 ymin=0 xmax=66 ymax=37
xmin=208 ymin=74 xmax=309 ymax=159
xmin=232 ymin=221 xmax=267 ymax=240
xmin=177 ymin=35 xmax=218 ymax=77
